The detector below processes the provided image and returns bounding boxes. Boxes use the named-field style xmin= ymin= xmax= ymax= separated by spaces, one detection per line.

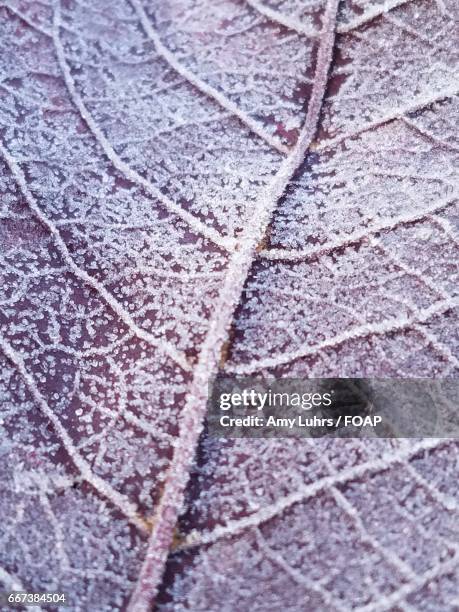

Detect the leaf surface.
xmin=154 ymin=0 xmax=459 ymax=609
xmin=0 ymin=0 xmax=457 ymax=610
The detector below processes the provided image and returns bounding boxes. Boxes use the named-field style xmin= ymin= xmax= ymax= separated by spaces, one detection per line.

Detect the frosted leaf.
xmin=155 ymin=0 xmax=459 ymax=610
xmin=225 ymin=0 xmax=458 ymax=378
xmin=159 ymin=438 xmax=459 ymax=610
xmin=146 ymin=0 xmax=322 ymax=146
xmin=0 ymin=0 xmax=457 ymax=610
xmin=0 ymin=0 xmax=327 ymax=608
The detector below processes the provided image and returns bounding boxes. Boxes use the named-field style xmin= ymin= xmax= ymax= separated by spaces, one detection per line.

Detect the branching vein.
xmin=129 ymin=0 xmax=290 ymax=155
xmin=126 ymin=0 xmax=341 ymax=608
xmin=337 ymin=0 xmax=417 ymax=34
xmin=245 ymin=0 xmax=317 ymax=37
xmin=226 ymin=297 xmax=456 ymax=374
xmin=0 ymin=333 xmax=148 ymax=531
xmin=0 ymin=142 xmax=191 ymax=372
xmin=261 ymin=195 xmax=457 ymax=261
xmin=53 ymin=1 xmax=236 ymax=253
xmin=177 ymin=439 xmax=453 ymax=550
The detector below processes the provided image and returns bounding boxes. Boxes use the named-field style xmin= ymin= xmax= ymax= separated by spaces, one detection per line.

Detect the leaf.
xmin=0 ymin=1 xmax=457 ymax=611
xmin=153 ymin=0 xmax=459 ymax=609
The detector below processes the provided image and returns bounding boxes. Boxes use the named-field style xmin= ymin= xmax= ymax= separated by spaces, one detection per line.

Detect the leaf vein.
xmin=129 ymin=0 xmax=290 ymax=155
xmin=52 ymin=2 xmax=236 ymax=253
xmin=0 ymin=142 xmax=191 ymax=372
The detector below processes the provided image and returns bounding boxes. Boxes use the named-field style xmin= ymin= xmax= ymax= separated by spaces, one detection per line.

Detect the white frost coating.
xmin=130 ymin=0 xmax=290 ymax=155
xmin=1 ymin=0 xmax=458 ymax=609
xmin=245 ymin=0 xmax=418 ymax=37
xmin=161 ymin=1 xmax=458 ymax=608
xmin=254 ymin=527 xmax=351 ymax=612
xmin=177 ymin=438 xmax=450 ymax=549
xmin=0 ymin=332 xmax=146 ymax=530
xmin=138 ymin=0 xmax=317 ymax=148
xmin=227 ymin=298 xmax=457 ymax=374
xmin=52 ymin=2 xmax=237 ymax=253
xmin=337 ymin=0 xmax=416 ymax=33
xmin=163 ymin=439 xmax=459 ymax=610
xmin=318 ymin=87 xmax=459 ymax=151
xmin=246 ymin=0 xmax=318 ymax=36
xmin=311 ymin=443 xmax=419 ymax=582
xmin=2 ymin=3 xmax=52 ymax=37
xmin=370 ymin=238 xmax=459 ymax=370
xmin=322 ymin=0 xmax=459 ymax=144
xmin=127 ymin=0 xmax=340 ymax=608
xmin=0 ymin=142 xmax=191 ymax=373
xmin=262 ymin=194 xmax=457 ymax=261
xmin=402 ymin=116 xmax=459 ymax=153
xmin=404 ymin=462 xmax=458 ymax=512
xmin=357 ymin=554 xmax=459 ymax=612
xmin=0 ymin=0 xmax=315 ymax=607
